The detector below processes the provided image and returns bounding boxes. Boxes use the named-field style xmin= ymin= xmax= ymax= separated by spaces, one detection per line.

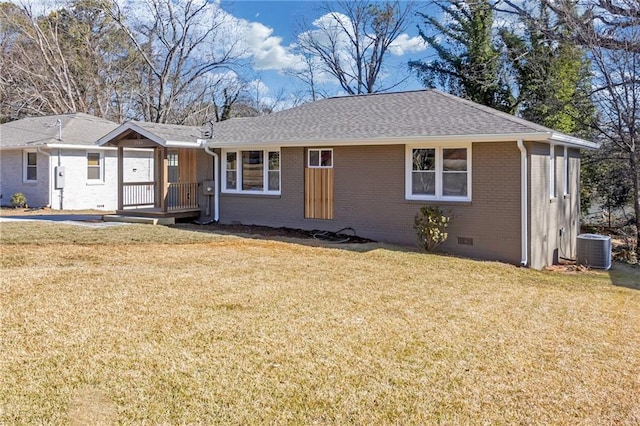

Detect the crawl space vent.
xmin=576 ymin=234 xmax=611 ymax=270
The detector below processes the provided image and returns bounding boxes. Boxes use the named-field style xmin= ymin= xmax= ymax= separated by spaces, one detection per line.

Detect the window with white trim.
xmin=563 ymin=146 xmax=569 ymax=196
xmin=87 ymin=152 xmax=103 ymax=182
xmin=550 ymin=145 xmax=557 ymax=199
xmin=406 ymin=144 xmax=471 ymax=201
xmin=222 ymin=149 xmax=280 ymax=194
xmin=23 ymin=150 xmax=37 ymax=182
xmin=308 ymin=148 xmax=333 ymax=168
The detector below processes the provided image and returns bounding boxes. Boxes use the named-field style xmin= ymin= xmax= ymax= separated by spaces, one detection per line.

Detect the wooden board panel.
xmin=305 ymin=168 xmax=334 ymax=219
xmin=178 ymin=148 xmax=197 ymax=183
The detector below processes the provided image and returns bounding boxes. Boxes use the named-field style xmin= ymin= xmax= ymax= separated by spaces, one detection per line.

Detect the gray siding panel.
xmin=219 ymin=143 xmax=522 ymax=265
xmin=527 ymin=143 xmax=580 ymax=269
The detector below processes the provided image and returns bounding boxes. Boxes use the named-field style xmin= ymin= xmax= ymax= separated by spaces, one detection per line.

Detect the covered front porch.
xmin=98 ymin=121 xmax=210 ymax=221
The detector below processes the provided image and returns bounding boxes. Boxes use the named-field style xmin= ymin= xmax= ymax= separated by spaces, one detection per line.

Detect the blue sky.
xmin=217 ymin=1 xmax=430 ymax=104
xmin=15 ymin=0 xmax=433 ymax=107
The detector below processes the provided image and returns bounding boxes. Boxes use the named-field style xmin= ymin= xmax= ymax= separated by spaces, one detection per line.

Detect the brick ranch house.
xmin=97 ymin=90 xmax=598 ymax=270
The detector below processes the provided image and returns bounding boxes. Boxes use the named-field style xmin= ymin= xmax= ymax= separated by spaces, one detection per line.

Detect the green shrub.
xmin=414 ymin=206 xmax=450 ymax=252
xmin=10 ymin=192 xmax=27 ymax=208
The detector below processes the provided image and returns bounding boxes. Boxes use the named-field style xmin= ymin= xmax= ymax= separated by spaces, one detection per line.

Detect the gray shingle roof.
xmin=0 ymin=113 xmax=118 ymax=148
xmin=126 ymin=120 xmax=205 ymax=143
xmin=210 ymin=89 xmax=595 ymax=148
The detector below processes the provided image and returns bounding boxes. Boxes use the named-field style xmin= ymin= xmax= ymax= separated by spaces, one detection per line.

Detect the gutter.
xmin=517 ymin=139 xmax=528 ymax=267
xmin=205 ymin=132 xmax=557 ymax=149
xmin=549 ymin=132 xmax=599 ymax=150
xmin=201 ymin=141 xmax=219 ymax=222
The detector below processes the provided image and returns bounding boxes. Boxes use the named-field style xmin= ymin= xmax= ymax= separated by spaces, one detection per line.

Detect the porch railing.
xmin=123 ymin=182 xmax=155 ymax=207
xmin=168 ymin=182 xmax=199 ymax=210
xmin=122 ymin=181 xmax=199 ymax=210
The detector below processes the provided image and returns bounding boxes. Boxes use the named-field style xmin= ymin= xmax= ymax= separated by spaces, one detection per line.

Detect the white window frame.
xmin=405 ymin=143 xmax=472 ymax=202
xmin=23 ymin=149 xmax=38 ymax=183
xmin=86 ymin=151 xmax=104 ymax=184
xmin=563 ymin=146 xmax=569 ymax=196
xmin=221 ymin=148 xmax=281 ymax=195
xmin=308 ymin=148 xmax=333 ymax=168
xmin=550 ymin=144 xmax=557 ymax=199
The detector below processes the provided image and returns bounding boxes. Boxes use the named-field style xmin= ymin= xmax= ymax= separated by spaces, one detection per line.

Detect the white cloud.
xmin=239 ymin=21 xmax=305 ymax=71
xmin=389 ymin=34 xmax=427 ymax=56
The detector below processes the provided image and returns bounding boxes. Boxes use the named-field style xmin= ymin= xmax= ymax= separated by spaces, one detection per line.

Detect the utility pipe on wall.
xmin=202 ymin=143 xmax=219 ymax=222
xmin=517 ymin=139 xmax=528 ymax=267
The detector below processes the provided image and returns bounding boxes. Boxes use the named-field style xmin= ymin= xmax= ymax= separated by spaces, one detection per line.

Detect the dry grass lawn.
xmin=1 ymin=221 xmax=639 ymax=424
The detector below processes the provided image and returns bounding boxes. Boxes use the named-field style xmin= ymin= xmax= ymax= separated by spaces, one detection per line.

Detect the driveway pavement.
xmin=0 ymin=214 xmax=131 ymax=228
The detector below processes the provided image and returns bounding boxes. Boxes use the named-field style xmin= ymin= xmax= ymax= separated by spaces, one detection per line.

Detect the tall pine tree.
xmin=500 ymin=3 xmax=595 ymax=137
xmin=409 ymin=0 xmax=514 ymax=112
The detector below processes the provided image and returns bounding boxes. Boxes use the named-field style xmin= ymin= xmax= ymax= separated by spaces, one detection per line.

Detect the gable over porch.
xmin=98 ymin=121 xmax=209 ymax=219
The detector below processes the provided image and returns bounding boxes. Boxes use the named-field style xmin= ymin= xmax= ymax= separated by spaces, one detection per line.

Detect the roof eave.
xmin=549 ymin=132 xmax=599 ymax=150
xmin=206 ymin=132 xmax=554 ymax=148
xmin=0 ymin=143 xmax=115 ymax=150
xmin=165 ymin=140 xmax=202 ymax=148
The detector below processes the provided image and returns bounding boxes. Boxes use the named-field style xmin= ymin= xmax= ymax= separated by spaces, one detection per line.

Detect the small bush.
xmin=10 ymin=192 xmax=27 ymax=208
xmin=414 ymin=206 xmax=450 ymax=252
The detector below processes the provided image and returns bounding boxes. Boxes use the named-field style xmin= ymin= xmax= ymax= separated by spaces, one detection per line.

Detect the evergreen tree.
xmin=409 ymin=0 xmax=514 ymax=112
xmin=500 ymin=3 xmax=595 ymax=137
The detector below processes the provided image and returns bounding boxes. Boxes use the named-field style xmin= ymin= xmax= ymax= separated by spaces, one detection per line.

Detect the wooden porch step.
xmin=102 ymin=215 xmax=175 ymax=225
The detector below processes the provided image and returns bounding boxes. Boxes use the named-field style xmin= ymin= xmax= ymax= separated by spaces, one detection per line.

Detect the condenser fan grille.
xmin=576 ymin=234 xmax=612 ymax=270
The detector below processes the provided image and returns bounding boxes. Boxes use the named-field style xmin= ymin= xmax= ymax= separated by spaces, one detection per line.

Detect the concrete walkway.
xmin=0 ymin=214 xmax=131 ymax=228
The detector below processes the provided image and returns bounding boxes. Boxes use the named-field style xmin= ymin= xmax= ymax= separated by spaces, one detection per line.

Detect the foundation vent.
xmin=576 ymin=234 xmax=611 ymax=270
xmin=457 ymin=237 xmax=474 ymax=246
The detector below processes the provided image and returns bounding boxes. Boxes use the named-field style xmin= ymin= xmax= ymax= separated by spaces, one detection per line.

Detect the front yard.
xmin=1 ymin=220 xmax=638 ymax=424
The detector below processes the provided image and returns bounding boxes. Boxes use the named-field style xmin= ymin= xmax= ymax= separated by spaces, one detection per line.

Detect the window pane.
xmin=27 ymin=167 xmax=37 ymax=181
xmin=412 ymin=171 xmax=435 ymax=195
xmin=87 ymin=167 xmax=100 ymax=180
xmin=443 ymin=172 xmax=468 ymax=196
xmin=309 ymin=150 xmax=319 ymax=167
xmin=269 ymin=151 xmax=279 ymax=170
xmin=27 ymin=152 xmax=37 ymax=166
xmin=443 ymin=148 xmax=467 ymax=171
xmin=226 ymin=171 xmax=236 ymax=190
xmin=87 ymin=154 xmax=101 ymax=179
xmin=268 ymin=170 xmax=280 ymax=191
xmin=167 ymin=152 xmax=178 ymax=167
xmin=226 ymin=152 xmax=237 ymax=169
xmin=242 ymin=150 xmax=263 ymax=190
xmin=413 ymin=149 xmax=435 ymax=171
xmin=321 ymin=150 xmax=332 ymax=167
xmin=87 ymin=153 xmax=100 ymax=166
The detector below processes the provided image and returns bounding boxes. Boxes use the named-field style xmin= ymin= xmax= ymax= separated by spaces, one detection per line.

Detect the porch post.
xmin=157 ymin=146 xmax=169 ymax=212
xmin=117 ymin=146 xmax=124 ymax=210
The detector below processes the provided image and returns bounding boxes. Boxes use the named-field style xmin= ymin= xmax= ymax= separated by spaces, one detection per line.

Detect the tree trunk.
xmin=631 ymin=149 xmax=640 ymax=258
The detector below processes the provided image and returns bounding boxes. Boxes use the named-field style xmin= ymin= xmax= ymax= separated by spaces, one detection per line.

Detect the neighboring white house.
xmin=0 ymin=113 xmax=153 ymax=210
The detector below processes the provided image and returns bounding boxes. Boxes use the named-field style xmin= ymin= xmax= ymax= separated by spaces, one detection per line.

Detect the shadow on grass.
xmin=606 ymin=262 xmax=640 ymax=291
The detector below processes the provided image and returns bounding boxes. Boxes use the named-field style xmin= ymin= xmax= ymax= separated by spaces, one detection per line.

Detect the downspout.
xmin=36 ymin=147 xmax=52 ymax=209
xmin=517 ymin=139 xmax=528 ymax=267
xmin=202 ymin=143 xmax=219 ymax=222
